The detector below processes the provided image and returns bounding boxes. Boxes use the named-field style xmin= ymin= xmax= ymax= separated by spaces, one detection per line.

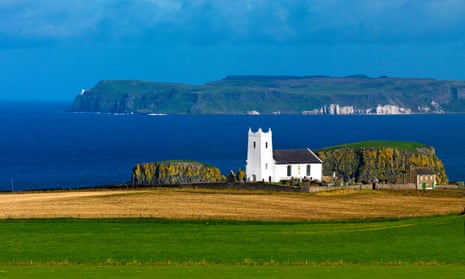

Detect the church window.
xmin=306 ymin=165 xmax=311 ymax=176
xmin=265 ymin=142 xmax=268 ymax=148
xmin=253 ymin=141 xmax=256 ymax=149
xmin=265 ymin=163 xmax=268 ymax=170
xmin=287 ymin=165 xmax=292 ymax=176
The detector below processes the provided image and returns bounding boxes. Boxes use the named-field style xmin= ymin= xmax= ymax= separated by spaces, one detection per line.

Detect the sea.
xmin=1 ymin=101 xmax=465 ymax=191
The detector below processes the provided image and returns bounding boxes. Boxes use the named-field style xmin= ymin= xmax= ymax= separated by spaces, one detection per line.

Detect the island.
xmin=70 ymin=75 xmax=465 ymax=115
xmin=316 ymin=141 xmax=448 ymax=185
xmin=131 ymin=160 xmax=226 ymax=185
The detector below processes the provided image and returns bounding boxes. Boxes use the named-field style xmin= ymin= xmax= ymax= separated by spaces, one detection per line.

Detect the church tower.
xmin=246 ymin=128 xmax=274 ymax=182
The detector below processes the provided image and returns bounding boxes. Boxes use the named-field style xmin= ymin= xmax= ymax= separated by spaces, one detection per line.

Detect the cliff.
xmin=70 ymin=76 xmax=465 ymax=114
xmin=316 ymin=141 xmax=448 ymax=184
xmin=131 ymin=161 xmax=226 ymax=185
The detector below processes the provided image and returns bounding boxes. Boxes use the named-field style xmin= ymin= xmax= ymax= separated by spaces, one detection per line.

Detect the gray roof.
xmin=415 ymin=168 xmax=434 ymax=175
xmin=273 ymin=148 xmax=322 ymax=164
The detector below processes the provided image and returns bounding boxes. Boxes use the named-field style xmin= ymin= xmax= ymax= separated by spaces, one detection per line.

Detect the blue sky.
xmin=1 ymin=0 xmax=465 ymax=100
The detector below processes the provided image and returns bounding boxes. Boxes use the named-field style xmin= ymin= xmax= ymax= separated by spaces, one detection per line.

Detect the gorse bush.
xmin=132 ymin=161 xmax=226 ymax=185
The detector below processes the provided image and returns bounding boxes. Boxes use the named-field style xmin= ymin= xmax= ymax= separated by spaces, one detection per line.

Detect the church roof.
xmin=273 ymin=148 xmax=322 ymax=164
xmin=414 ymin=168 xmax=435 ymax=175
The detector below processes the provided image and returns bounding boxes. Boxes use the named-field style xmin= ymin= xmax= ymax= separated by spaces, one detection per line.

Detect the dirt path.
xmin=0 ymin=188 xmax=464 ymax=220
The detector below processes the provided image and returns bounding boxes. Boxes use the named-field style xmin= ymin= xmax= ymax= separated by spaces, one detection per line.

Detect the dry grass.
xmin=0 ymin=188 xmax=464 ymax=221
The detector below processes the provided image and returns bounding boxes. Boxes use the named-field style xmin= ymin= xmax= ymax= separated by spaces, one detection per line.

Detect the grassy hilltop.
xmin=318 ymin=140 xmax=429 ymax=153
xmin=70 ymin=75 xmax=465 ymax=114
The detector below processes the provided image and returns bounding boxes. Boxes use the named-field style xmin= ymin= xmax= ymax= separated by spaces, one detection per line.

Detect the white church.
xmin=246 ymin=128 xmax=323 ymax=183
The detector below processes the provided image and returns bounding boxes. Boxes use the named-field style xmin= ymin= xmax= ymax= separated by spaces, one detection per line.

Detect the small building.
xmin=414 ymin=167 xmax=436 ymax=190
xmin=245 ymin=128 xmax=322 ymax=183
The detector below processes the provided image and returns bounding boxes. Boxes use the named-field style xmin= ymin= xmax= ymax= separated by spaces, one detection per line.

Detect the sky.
xmin=1 ymin=0 xmax=465 ymax=101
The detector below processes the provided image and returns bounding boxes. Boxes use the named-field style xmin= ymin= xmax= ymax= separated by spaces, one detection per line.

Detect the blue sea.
xmin=1 ymin=101 xmax=465 ymax=191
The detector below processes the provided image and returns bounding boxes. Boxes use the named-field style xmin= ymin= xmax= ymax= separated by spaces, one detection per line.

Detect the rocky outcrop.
xmin=316 ymin=141 xmax=448 ymax=184
xmin=131 ymin=161 xmax=226 ymax=185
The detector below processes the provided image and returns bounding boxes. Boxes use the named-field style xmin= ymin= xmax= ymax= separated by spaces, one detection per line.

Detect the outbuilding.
xmin=414 ymin=167 xmax=436 ymax=190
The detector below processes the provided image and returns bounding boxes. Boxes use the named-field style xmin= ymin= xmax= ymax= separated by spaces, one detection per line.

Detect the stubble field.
xmin=1 ymin=187 xmax=464 ymax=220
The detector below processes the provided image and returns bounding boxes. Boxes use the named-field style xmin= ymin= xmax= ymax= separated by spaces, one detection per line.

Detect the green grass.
xmin=2 ymin=265 xmax=465 ymax=279
xmin=1 ymin=216 xmax=464 ymax=265
xmin=317 ymin=140 xmax=429 ymax=152
xmin=1 ymin=215 xmax=464 ymax=277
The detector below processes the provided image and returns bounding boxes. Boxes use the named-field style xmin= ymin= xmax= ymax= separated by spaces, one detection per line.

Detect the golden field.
xmin=1 ymin=188 xmax=464 ymax=220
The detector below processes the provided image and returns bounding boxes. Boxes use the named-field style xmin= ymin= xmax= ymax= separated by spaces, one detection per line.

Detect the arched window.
xmin=265 ymin=142 xmax=268 ymax=148
xmin=253 ymin=141 xmax=256 ymax=149
xmin=287 ymin=165 xmax=292 ymax=177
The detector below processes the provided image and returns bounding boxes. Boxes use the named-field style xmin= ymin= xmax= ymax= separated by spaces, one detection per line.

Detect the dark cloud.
xmin=1 ymin=0 xmax=465 ymax=47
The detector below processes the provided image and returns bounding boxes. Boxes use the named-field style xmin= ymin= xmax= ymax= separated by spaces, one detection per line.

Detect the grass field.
xmin=3 ymin=265 xmax=465 ymax=279
xmin=1 ymin=215 xmax=465 ymax=278
xmin=1 ymin=188 xmax=464 ymax=278
xmin=2 ymin=216 xmax=465 ymax=265
xmin=317 ymin=140 xmax=428 ymax=152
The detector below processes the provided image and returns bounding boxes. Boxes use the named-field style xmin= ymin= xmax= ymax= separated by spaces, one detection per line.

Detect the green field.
xmin=1 ymin=215 xmax=464 ymax=278
xmin=317 ymin=140 xmax=429 ymax=152
xmin=2 ymin=265 xmax=465 ymax=279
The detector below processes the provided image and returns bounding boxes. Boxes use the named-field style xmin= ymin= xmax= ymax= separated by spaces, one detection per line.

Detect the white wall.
xmin=310 ymin=163 xmax=322 ymax=182
xmin=246 ymin=128 xmax=274 ymax=182
xmin=274 ymin=163 xmax=322 ymax=182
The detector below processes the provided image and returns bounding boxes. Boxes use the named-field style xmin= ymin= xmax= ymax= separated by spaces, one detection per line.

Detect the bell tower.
xmin=246 ymin=128 xmax=274 ymax=182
